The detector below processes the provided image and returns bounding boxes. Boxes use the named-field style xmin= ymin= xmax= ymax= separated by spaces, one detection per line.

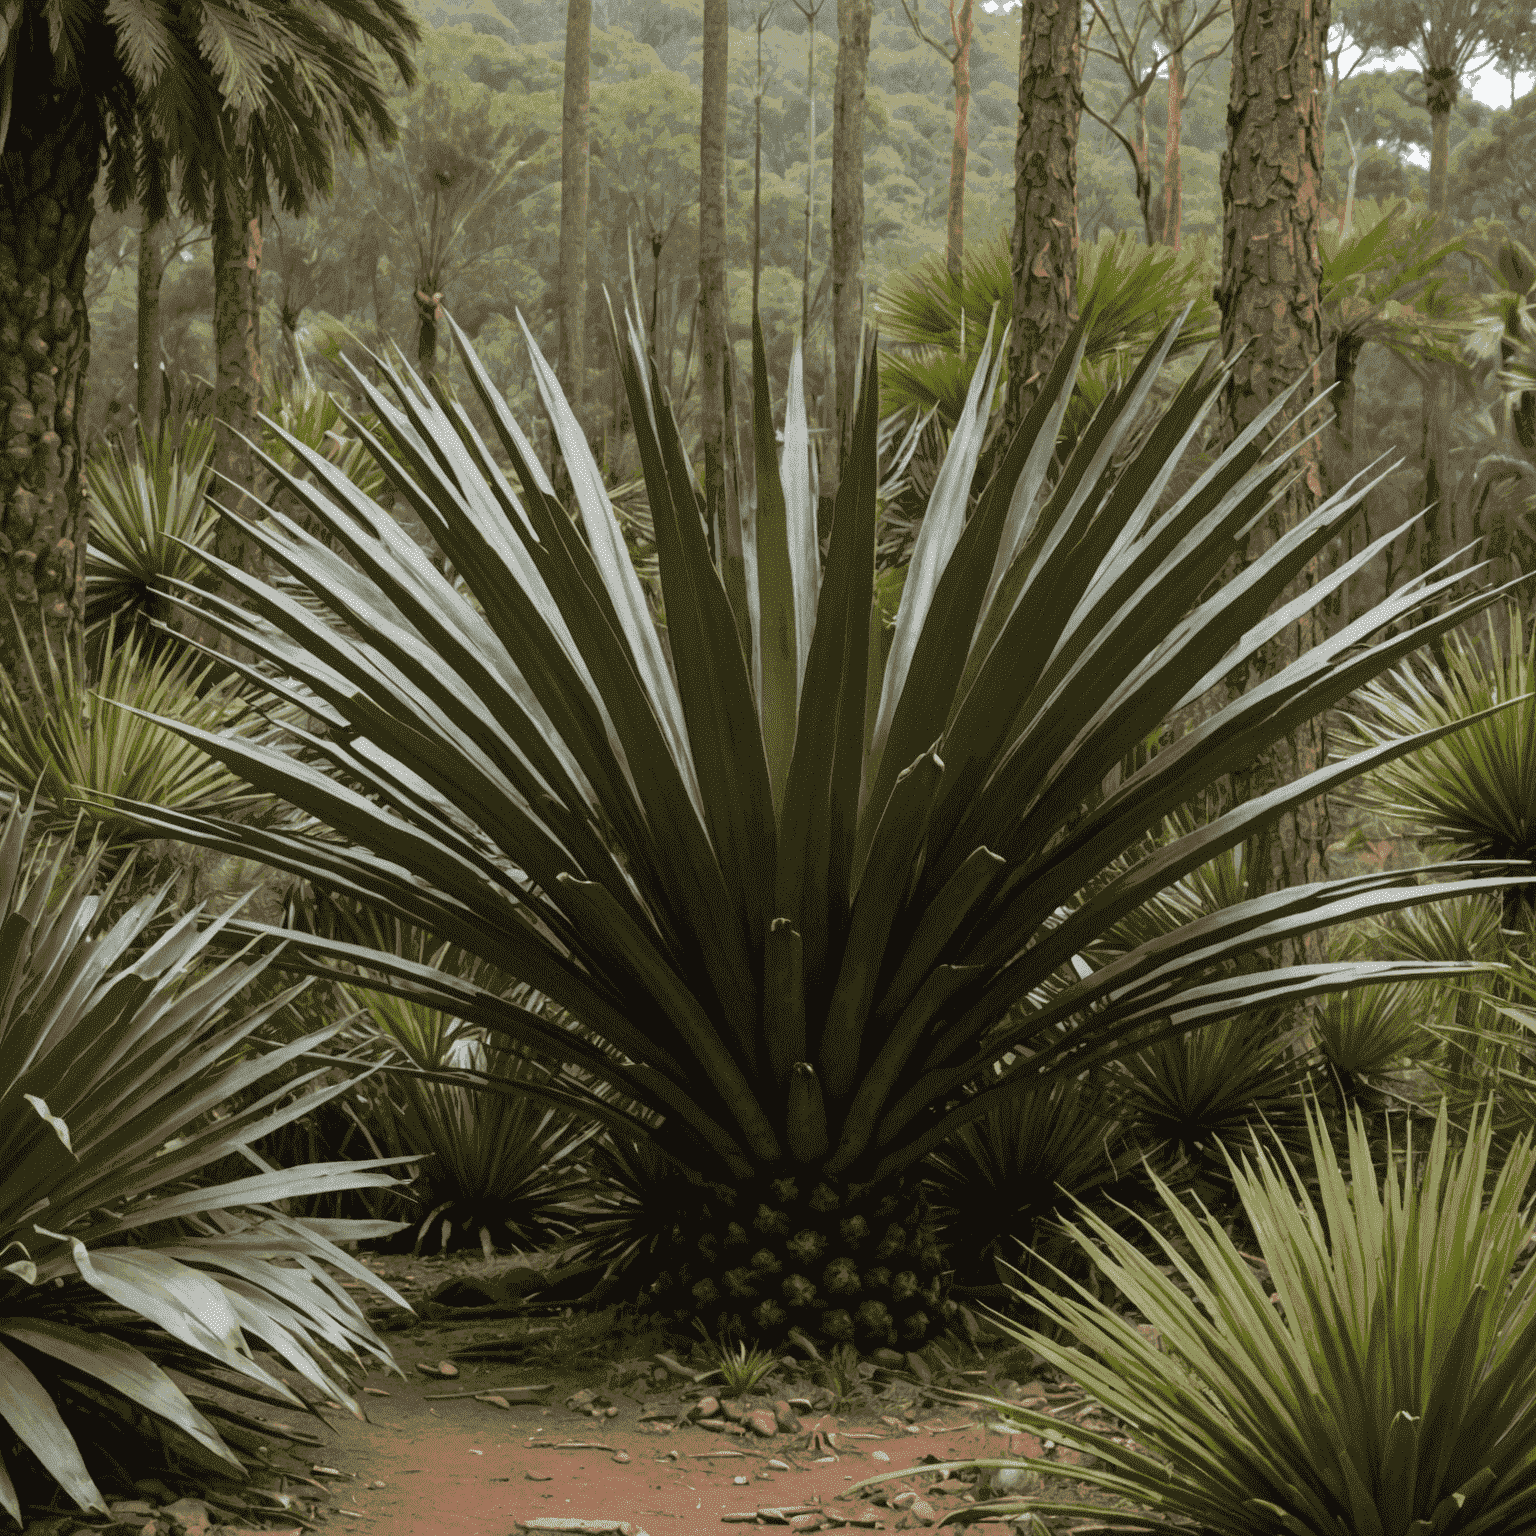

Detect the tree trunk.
xmin=1421 ymin=69 xmax=1456 ymax=584
xmin=211 ymin=186 xmax=265 ymax=570
xmin=558 ymin=0 xmax=591 ymax=409
xmin=1133 ymin=91 xmax=1156 ymax=245
xmin=136 ymin=217 xmax=162 ymax=438
xmin=830 ymin=0 xmax=873 ymax=487
xmin=0 ymin=45 xmax=97 ymax=721
xmin=1161 ymin=44 xmax=1184 ymax=247
xmin=801 ymin=9 xmax=818 ymax=341
xmin=700 ymin=0 xmax=749 ymax=655
xmin=945 ymin=0 xmax=975 ymax=278
xmin=1007 ymin=0 xmax=1081 ymax=432
xmin=415 ymin=281 xmax=441 ymax=383
xmin=1216 ymin=0 xmax=1331 ymax=908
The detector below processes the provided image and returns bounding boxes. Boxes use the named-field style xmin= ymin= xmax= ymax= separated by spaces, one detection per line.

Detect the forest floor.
xmin=282 ymin=1250 xmax=1126 ymax=1536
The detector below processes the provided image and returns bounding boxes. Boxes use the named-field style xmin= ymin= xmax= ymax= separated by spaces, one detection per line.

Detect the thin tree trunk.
xmin=559 ymin=0 xmax=592 ymax=410
xmin=800 ymin=5 xmax=819 ymax=341
xmin=1216 ymin=0 xmax=1331 ymax=909
xmin=755 ymin=8 xmax=767 ymax=308
xmin=700 ymin=0 xmax=750 ymax=654
xmin=211 ymin=186 xmax=265 ymax=570
xmin=0 ymin=46 xmax=97 ymax=719
xmin=136 ymin=217 xmax=163 ymax=438
xmin=945 ymin=0 xmax=974 ymax=278
xmin=1161 ymin=43 xmax=1184 ymax=247
xmin=415 ymin=280 xmax=441 ymax=383
xmin=830 ymin=0 xmax=873 ymax=489
xmin=1422 ymin=72 xmax=1455 ymax=583
xmin=1007 ymin=0 xmax=1082 ymax=433
xmin=1134 ymin=91 xmax=1156 ymax=245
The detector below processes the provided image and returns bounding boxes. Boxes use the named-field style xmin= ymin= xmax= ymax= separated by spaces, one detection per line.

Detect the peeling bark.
xmin=0 ymin=40 xmax=97 ymax=719
xmin=1007 ymin=0 xmax=1081 ymax=432
xmin=1217 ymin=0 xmax=1331 ymax=912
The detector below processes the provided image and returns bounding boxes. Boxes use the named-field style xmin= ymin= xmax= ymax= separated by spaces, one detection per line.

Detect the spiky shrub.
xmin=0 ymin=619 xmax=281 ymax=847
xmin=922 ymin=1073 xmax=1128 ymax=1291
xmin=362 ymin=990 xmax=595 ymax=1259
xmin=0 ymin=804 xmax=411 ymax=1522
xmin=122 ymin=300 xmax=1527 ymax=1351
xmin=1340 ymin=603 xmax=1536 ymax=926
xmin=84 ymin=418 xmax=220 ymax=643
xmin=896 ymin=1101 xmax=1536 ymax=1536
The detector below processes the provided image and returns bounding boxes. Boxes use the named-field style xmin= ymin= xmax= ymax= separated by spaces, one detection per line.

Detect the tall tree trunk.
xmin=1161 ymin=43 xmax=1184 ymax=247
xmin=945 ymin=0 xmax=975 ymax=278
xmin=1216 ymin=0 xmax=1331 ymax=908
xmin=800 ymin=5 xmax=820 ymax=341
xmin=136 ymin=217 xmax=162 ymax=438
xmin=754 ymin=7 xmax=767 ymax=308
xmin=700 ymin=0 xmax=749 ymax=654
xmin=211 ymin=186 xmax=265 ymax=573
xmin=559 ymin=0 xmax=591 ymax=408
xmin=1421 ymin=65 xmax=1456 ymax=583
xmin=830 ymin=0 xmax=873 ymax=488
xmin=414 ymin=281 xmax=442 ymax=384
xmin=1133 ymin=91 xmax=1156 ymax=245
xmin=0 ymin=44 xmax=97 ymax=720
xmin=1007 ymin=0 xmax=1082 ymax=433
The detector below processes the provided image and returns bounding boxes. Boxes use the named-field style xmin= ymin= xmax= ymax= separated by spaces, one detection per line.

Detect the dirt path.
xmin=313 ymin=1361 xmax=1021 ymax=1534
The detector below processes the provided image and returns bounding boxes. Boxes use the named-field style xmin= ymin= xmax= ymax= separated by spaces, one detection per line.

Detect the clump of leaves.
xmin=695 ymin=1328 xmax=779 ymax=1396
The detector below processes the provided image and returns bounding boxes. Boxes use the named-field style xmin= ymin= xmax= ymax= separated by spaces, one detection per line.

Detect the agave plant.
xmin=118 ymin=295 xmax=1532 ymax=1352
xmin=0 ymin=803 xmax=411 ymax=1522
xmin=875 ymin=1100 xmax=1536 ymax=1535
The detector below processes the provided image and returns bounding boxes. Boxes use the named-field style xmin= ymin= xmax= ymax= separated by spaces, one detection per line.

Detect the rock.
xmin=930 ymin=1479 xmax=968 ymax=1494
xmin=787 ymin=1517 xmax=823 ymax=1532
xmin=566 ymin=1388 xmax=600 ymax=1411
xmin=772 ymin=1400 xmax=802 ymax=1434
xmin=697 ymin=1418 xmax=745 ymax=1435
xmin=766 ymin=1458 xmax=791 ymax=1471
xmin=719 ymin=1397 xmax=745 ymax=1422
xmin=612 ymin=1451 xmax=630 ymax=1464
xmin=904 ymin=1497 xmax=938 ymax=1526
xmin=787 ymin=1396 xmax=813 ymax=1412
xmin=109 ymin=1503 xmax=157 ymax=1517
xmin=693 ymin=1395 xmax=721 ymax=1420
xmin=162 ymin=1498 xmax=211 ymax=1534
xmin=746 ymin=1409 xmax=778 ymax=1437
xmin=871 ymin=1450 xmax=890 ymax=1462
xmin=526 ymin=1470 xmax=553 ymax=1481
xmin=516 ymin=1522 xmax=647 ymax=1534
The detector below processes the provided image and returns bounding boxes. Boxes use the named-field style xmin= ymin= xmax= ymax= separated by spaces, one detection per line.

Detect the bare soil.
xmin=258 ymin=1251 xmax=1120 ymax=1536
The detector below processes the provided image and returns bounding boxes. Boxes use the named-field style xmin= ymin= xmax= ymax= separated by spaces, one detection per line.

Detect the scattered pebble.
xmin=732 ymin=1475 xmax=749 ymax=1485
xmin=766 ymin=1459 xmax=790 ymax=1471
xmin=526 ymin=1470 xmax=553 ymax=1481
xmin=612 ymin=1451 xmax=630 ymax=1464
xmin=871 ymin=1450 xmax=890 ymax=1462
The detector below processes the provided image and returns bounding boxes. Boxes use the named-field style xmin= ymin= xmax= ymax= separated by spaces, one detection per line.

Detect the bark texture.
xmin=1007 ymin=0 xmax=1081 ymax=433
xmin=1161 ymin=43 xmax=1185 ymax=248
xmin=830 ymin=0 xmax=872 ymax=485
xmin=0 ymin=44 xmax=98 ymax=719
xmin=558 ymin=0 xmax=591 ymax=410
xmin=136 ymin=217 xmax=162 ymax=436
xmin=1421 ymin=65 xmax=1456 ymax=580
xmin=211 ymin=189 xmax=265 ymax=570
xmin=1216 ymin=0 xmax=1331 ymax=903
xmin=946 ymin=0 xmax=974 ymax=278
xmin=699 ymin=0 xmax=749 ymax=655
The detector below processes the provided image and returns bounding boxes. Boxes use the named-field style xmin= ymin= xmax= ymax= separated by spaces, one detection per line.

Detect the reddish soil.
xmin=259 ymin=1253 xmax=1101 ymax=1536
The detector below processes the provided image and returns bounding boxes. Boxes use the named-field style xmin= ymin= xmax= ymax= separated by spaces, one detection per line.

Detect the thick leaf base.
xmin=631 ymin=1172 xmax=949 ymax=1351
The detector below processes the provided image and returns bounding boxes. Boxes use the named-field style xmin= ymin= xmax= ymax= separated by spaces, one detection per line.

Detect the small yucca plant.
xmin=863 ymin=1099 xmax=1536 ymax=1535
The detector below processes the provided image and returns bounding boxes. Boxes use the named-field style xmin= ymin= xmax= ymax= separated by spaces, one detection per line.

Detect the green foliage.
xmin=0 ymin=803 xmax=411 ymax=1521
xmin=874 ymin=1100 xmax=1536 ymax=1535
xmin=697 ymin=1331 xmax=780 ymax=1394
xmin=118 ymin=300 xmax=1526 ymax=1348
xmin=84 ymin=419 xmax=219 ymax=642
xmin=0 ymin=621 xmax=281 ymax=845
xmin=1340 ymin=602 xmax=1536 ymax=879
xmin=877 ymin=229 xmax=1219 ymax=429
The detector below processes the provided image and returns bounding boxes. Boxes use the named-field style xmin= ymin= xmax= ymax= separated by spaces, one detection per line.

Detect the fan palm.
xmin=0 ymin=0 xmax=418 ymax=697
xmin=119 ymin=300 xmax=1531 ymax=1351
xmin=0 ymin=801 xmax=411 ymax=1522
